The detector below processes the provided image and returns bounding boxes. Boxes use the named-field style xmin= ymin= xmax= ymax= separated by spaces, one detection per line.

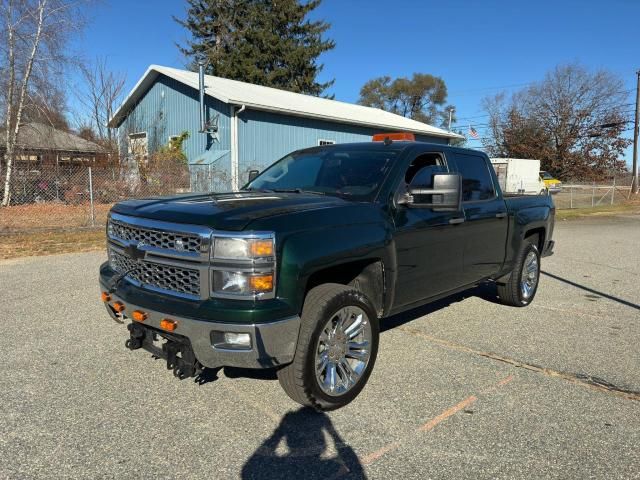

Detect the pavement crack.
xmin=397 ymin=326 xmax=640 ymax=402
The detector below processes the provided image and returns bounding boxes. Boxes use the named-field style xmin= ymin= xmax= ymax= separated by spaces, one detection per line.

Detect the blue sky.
xmin=71 ymin=0 xmax=640 ymax=161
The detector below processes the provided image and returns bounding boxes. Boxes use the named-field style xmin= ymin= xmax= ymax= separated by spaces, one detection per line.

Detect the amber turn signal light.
xmin=101 ymin=292 xmax=111 ymax=302
xmin=249 ymin=274 xmax=274 ymax=292
xmin=160 ymin=319 xmax=178 ymax=332
xmin=249 ymin=239 xmax=274 ymax=257
xmin=132 ymin=310 xmax=148 ymax=322
xmin=112 ymin=301 xmax=125 ymax=313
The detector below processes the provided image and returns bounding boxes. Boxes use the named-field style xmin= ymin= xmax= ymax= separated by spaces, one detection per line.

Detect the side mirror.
xmin=400 ymin=172 xmax=462 ymax=212
xmin=248 ymin=169 xmax=260 ymax=182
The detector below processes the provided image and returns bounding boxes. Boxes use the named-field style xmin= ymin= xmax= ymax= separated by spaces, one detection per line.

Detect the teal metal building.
xmin=109 ymin=65 xmax=460 ymax=192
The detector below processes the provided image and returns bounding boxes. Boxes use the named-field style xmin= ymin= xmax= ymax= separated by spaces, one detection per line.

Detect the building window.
xmin=128 ymin=132 xmax=148 ymax=160
xmin=318 ymin=139 xmax=336 ymax=146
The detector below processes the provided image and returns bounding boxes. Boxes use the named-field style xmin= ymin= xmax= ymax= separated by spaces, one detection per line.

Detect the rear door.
xmin=450 ymin=152 xmax=509 ymax=283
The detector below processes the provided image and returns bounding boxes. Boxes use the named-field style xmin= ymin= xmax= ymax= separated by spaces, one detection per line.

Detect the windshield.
xmin=244 ymin=148 xmax=399 ymax=200
xmin=541 ymin=171 xmax=555 ymax=180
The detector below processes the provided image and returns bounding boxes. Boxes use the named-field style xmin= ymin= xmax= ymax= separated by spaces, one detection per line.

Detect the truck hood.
xmin=110 ymin=192 xmax=351 ymax=231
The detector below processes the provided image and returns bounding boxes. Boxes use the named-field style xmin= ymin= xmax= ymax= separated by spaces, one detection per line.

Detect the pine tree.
xmin=176 ymin=0 xmax=335 ymax=96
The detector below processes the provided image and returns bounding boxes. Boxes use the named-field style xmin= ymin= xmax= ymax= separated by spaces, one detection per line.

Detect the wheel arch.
xmin=305 ymin=259 xmax=386 ymax=318
xmin=524 ymin=226 xmax=546 ymax=252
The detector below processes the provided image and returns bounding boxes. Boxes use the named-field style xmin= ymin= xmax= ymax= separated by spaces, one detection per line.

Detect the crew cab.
xmin=99 ymin=135 xmax=555 ymax=410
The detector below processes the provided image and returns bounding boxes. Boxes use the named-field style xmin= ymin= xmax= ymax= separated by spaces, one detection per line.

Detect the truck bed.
xmin=504 ymin=192 xmax=554 ymax=212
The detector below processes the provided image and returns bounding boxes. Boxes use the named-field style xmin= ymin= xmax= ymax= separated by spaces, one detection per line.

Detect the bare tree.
xmin=77 ymin=57 xmax=126 ymax=150
xmin=483 ymin=64 xmax=631 ymax=180
xmin=1 ymin=0 xmax=85 ymax=206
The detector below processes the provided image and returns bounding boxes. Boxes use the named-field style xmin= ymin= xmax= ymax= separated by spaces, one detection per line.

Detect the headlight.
xmin=213 ymin=237 xmax=274 ymax=259
xmin=212 ymin=271 xmax=274 ymax=296
xmin=210 ymin=233 xmax=276 ymax=300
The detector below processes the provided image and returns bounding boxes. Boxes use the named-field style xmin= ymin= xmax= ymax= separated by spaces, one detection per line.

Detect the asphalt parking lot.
xmin=1 ymin=214 xmax=639 ymax=479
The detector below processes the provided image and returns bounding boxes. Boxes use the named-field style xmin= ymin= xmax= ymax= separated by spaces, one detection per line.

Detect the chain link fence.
xmin=0 ymin=161 xmax=233 ymax=234
xmin=0 ymin=164 xmax=636 ymax=234
xmin=552 ymin=177 xmax=633 ymax=210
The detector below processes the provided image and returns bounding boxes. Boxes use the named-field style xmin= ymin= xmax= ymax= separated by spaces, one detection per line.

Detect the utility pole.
xmin=632 ymin=70 xmax=640 ymax=194
xmin=447 ymin=107 xmax=454 ymax=131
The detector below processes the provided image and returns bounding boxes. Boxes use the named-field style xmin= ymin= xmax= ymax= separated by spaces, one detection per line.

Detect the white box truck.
xmin=490 ymin=158 xmax=546 ymax=195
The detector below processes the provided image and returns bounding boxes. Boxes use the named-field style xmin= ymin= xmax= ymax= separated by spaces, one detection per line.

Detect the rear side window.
xmin=453 ymin=153 xmax=496 ymax=202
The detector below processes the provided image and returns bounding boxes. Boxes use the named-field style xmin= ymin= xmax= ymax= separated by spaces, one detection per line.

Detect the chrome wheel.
xmin=520 ymin=250 xmax=539 ymax=300
xmin=315 ymin=305 xmax=372 ymax=396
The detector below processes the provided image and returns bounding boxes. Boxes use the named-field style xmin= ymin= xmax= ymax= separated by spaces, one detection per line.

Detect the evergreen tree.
xmin=176 ymin=0 xmax=335 ymax=96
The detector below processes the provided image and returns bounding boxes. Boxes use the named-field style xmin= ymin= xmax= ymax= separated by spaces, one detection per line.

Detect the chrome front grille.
xmin=109 ymin=248 xmax=201 ymax=298
xmin=106 ymin=213 xmax=213 ymax=300
xmin=108 ymin=218 xmax=202 ymax=254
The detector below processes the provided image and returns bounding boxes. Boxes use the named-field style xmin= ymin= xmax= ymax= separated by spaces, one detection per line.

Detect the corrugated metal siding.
xmin=236 ymin=109 xmax=448 ymax=186
xmin=118 ymin=74 xmax=232 ymax=191
xmin=117 ymin=76 xmax=450 ymax=192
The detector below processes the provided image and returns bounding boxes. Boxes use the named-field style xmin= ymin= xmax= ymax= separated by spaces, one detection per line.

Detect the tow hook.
xmin=164 ymin=341 xmax=201 ymax=380
xmin=125 ymin=323 xmax=145 ymax=350
xmin=125 ymin=322 xmax=202 ymax=380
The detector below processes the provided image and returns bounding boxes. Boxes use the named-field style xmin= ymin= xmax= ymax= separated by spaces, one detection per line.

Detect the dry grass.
xmin=0 ymin=229 xmax=106 ymax=260
xmin=0 ymin=202 xmax=113 ymax=233
xmin=555 ymin=199 xmax=640 ymax=220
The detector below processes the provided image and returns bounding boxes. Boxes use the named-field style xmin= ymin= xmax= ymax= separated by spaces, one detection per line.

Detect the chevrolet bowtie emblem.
xmin=125 ymin=241 xmax=147 ymax=261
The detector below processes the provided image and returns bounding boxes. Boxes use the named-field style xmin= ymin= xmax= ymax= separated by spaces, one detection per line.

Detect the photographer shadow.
xmin=242 ymin=406 xmax=366 ymax=479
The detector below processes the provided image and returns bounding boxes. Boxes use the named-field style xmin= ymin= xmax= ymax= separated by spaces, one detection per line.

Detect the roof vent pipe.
xmin=198 ymin=62 xmax=206 ymax=132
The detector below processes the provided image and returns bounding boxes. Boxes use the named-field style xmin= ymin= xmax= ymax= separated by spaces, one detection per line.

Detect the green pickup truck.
xmin=99 ymin=139 xmax=555 ymax=410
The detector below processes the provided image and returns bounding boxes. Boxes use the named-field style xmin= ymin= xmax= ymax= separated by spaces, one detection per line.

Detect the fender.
xmin=278 ymin=221 xmax=397 ymax=315
xmin=502 ymin=203 xmax=553 ymax=274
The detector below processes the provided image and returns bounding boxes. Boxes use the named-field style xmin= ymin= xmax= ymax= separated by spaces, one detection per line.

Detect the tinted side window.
xmin=410 ymin=165 xmax=447 ymax=188
xmin=405 ymin=153 xmax=446 ymax=188
xmin=453 ymin=154 xmax=495 ymax=202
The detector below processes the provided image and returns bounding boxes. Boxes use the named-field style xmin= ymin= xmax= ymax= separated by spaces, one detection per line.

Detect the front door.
xmin=392 ymin=150 xmax=466 ymax=309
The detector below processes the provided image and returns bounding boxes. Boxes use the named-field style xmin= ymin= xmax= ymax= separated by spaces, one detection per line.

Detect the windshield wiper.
xmin=242 ymin=187 xmax=274 ymax=193
xmin=271 ymin=188 xmax=325 ymax=195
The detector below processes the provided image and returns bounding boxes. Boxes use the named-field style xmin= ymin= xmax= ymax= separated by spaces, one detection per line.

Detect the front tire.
xmin=277 ymin=283 xmax=379 ymax=411
xmin=497 ymin=240 xmax=541 ymax=307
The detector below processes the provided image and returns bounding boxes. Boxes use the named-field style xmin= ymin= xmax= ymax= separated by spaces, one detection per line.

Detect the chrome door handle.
xmin=495 ymin=212 xmax=507 ymax=219
xmin=449 ymin=217 xmax=465 ymax=225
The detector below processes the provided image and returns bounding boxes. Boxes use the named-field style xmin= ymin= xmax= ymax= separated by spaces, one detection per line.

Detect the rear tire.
xmin=277 ymin=283 xmax=379 ymax=411
xmin=497 ymin=239 xmax=541 ymax=307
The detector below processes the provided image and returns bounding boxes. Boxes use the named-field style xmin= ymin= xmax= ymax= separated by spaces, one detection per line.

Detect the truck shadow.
xmin=540 ymin=271 xmax=640 ymax=311
xmin=194 ymin=366 xmax=278 ymax=385
xmin=241 ymin=406 xmax=366 ymax=479
xmin=381 ymin=283 xmax=500 ymax=333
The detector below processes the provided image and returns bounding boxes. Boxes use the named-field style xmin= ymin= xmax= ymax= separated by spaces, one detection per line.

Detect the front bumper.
xmin=100 ymin=289 xmax=301 ymax=370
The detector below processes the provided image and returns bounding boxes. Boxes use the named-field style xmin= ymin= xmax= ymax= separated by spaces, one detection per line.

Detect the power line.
xmin=454 ymin=106 xmax=637 ymax=131
xmin=453 ymin=90 xmax=636 ymax=122
xmin=463 ymin=126 xmax=635 ymax=143
xmin=455 ymin=102 xmax=635 ymax=124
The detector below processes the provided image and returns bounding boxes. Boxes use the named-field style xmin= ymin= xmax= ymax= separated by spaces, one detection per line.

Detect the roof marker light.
xmin=372 ymin=132 xmax=415 ymax=142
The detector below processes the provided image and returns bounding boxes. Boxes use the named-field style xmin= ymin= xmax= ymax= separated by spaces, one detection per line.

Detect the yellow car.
xmin=540 ymin=171 xmax=562 ymax=194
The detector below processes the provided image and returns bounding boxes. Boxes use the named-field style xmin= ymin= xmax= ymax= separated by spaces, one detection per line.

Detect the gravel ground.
xmin=1 ymin=214 xmax=639 ymax=479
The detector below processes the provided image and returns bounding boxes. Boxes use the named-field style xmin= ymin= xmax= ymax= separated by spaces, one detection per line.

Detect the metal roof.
xmin=0 ymin=123 xmax=104 ymax=153
xmin=109 ymin=65 xmax=462 ymax=140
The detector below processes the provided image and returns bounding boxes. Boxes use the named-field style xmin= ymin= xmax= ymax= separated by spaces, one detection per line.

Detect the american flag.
xmin=468 ymin=125 xmax=479 ymax=139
